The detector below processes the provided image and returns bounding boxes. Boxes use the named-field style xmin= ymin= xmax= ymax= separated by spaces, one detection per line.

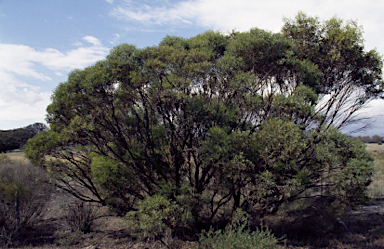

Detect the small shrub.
xmin=55 ymin=230 xmax=82 ymax=247
xmin=379 ymin=141 xmax=382 ymax=145
xmin=0 ymin=155 xmax=53 ymax=246
xmin=125 ymin=194 xmax=193 ymax=241
xmin=195 ymin=209 xmax=278 ymax=249
xmin=62 ymin=200 xmax=99 ymax=233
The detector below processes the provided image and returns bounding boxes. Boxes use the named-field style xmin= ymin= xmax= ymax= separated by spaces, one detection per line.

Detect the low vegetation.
xmin=61 ymin=200 xmax=99 ymax=234
xmin=0 ymin=154 xmax=53 ymax=247
xmin=196 ymin=209 xmax=279 ymax=249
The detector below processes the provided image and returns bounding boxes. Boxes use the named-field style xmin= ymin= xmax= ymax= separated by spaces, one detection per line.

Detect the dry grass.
xmin=365 ymin=144 xmax=384 ymax=199
xmin=4 ymin=150 xmax=28 ymax=163
xmin=365 ymin=143 xmax=384 ymax=153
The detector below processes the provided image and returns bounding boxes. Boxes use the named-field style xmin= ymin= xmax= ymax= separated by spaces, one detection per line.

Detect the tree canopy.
xmin=24 ymin=13 xmax=382 ymax=233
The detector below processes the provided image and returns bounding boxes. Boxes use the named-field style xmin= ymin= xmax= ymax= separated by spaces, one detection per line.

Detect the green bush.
xmin=196 ymin=225 xmax=278 ymax=249
xmin=125 ymin=193 xmax=193 ymax=240
xmin=195 ymin=209 xmax=278 ymax=249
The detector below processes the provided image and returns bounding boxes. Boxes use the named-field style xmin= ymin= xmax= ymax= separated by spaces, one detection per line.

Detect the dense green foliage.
xmin=24 ymin=13 xmax=382 ymax=236
xmin=0 ymin=123 xmax=47 ymax=153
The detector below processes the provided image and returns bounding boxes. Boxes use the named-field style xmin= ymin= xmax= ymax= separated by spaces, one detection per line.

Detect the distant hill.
xmin=0 ymin=123 xmax=48 ymax=153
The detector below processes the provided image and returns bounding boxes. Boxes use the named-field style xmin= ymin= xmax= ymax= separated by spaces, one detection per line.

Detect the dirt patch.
xmin=331 ymin=199 xmax=384 ymax=249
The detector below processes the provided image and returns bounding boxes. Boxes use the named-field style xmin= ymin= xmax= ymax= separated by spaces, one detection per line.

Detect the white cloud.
xmin=112 ymin=0 xmax=384 ymax=30
xmin=106 ymin=0 xmax=113 ymax=3
xmin=0 ymin=44 xmax=52 ymax=80
xmin=0 ymin=84 xmax=51 ymax=119
xmin=0 ymin=70 xmax=51 ymax=129
xmin=0 ymin=71 xmax=29 ymax=93
xmin=0 ymin=36 xmax=109 ymax=78
xmin=83 ymin=35 xmax=102 ymax=47
xmin=0 ymin=36 xmax=110 ymax=130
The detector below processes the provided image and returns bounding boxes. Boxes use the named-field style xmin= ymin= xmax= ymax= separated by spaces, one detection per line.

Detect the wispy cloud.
xmin=106 ymin=0 xmax=113 ymax=3
xmin=111 ymin=3 xmax=194 ymax=26
xmin=109 ymin=33 xmax=121 ymax=45
xmin=110 ymin=0 xmax=384 ymax=38
xmin=83 ymin=36 xmax=102 ymax=47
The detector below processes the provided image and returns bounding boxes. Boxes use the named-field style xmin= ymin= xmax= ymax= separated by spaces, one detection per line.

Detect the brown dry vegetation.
xmin=5 ymin=150 xmax=28 ymax=163
xmin=4 ymin=143 xmax=384 ymax=249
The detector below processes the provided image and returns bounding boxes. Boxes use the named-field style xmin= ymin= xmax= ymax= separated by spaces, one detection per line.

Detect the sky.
xmin=1 ymin=0 xmax=384 ymax=136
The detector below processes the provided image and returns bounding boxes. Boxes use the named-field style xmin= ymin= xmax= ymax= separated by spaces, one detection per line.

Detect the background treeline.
xmin=350 ymin=135 xmax=384 ymax=144
xmin=0 ymin=123 xmax=48 ymax=153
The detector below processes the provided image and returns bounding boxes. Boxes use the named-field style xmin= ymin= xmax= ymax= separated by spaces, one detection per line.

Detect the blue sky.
xmin=1 ymin=0 xmax=384 ymax=136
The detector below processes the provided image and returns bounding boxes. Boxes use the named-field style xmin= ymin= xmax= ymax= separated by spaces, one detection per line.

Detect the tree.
xmin=0 ymin=123 xmax=48 ymax=153
xmin=282 ymin=12 xmax=383 ymax=131
xmin=24 ymin=14 xmax=381 ymax=233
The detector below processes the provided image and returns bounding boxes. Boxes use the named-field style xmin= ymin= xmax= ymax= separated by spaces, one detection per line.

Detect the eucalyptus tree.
xmin=282 ymin=12 xmax=383 ymax=130
xmin=24 ymin=14 xmax=381 ymax=233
